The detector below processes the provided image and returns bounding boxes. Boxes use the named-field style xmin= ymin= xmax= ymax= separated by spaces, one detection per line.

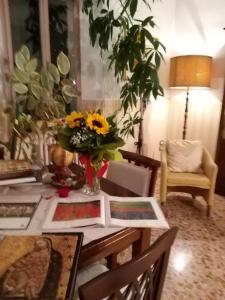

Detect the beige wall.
xmin=125 ymin=0 xmax=225 ymax=158
xmin=165 ymin=0 xmax=225 ymax=158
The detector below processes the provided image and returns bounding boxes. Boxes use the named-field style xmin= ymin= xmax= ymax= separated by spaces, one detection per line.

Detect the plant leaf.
xmin=13 ymin=83 xmax=28 ymax=94
xmin=57 ymin=52 xmax=70 ymax=75
xmin=14 ymin=69 xmax=30 ymax=83
xmin=41 ymin=70 xmax=54 ymax=91
xmin=62 ymin=84 xmax=77 ymax=97
xmin=130 ymin=0 xmax=138 ymax=17
xmin=15 ymin=52 xmax=26 ymax=71
xmin=20 ymin=45 xmax=30 ymax=61
xmin=27 ymin=96 xmax=38 ymax=110
xmin=47 ymin=63 xmax=60 ymax=84
xmin=26 ymin=58 xmax=38 ymax=73
xmin=31 ymin=84 xmax=43 ymax=100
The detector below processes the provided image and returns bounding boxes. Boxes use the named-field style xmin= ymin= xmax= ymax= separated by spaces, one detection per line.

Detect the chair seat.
xmin=76 ymin=263 xmax=109 ymax=299
xmin=167 ymin=172 xmax=211 ymax=188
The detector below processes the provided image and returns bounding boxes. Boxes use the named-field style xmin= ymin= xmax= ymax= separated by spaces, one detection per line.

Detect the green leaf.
xmin=14 ymin=69 xmax=29 ymax=83
xmin=62 ymin=84 xmax=77 ymax=97
xmin=103 ymin=149 xmax=123 ymax=161
xmin=31 ymin=84 xmax=43 ymax=100
xmin=30 ymin=72 xmax=40 ymax=82
xmin=20 ymin=45 xmax=30 ymax=61
xmin=15 ymin=52 xmax=26 ymax=71
xmin=62 ymin=93 xmax=72 ymax=104
xmin=142 ymin=16 xmax=155 ymax=27
xmin=55 ymin=95 xmax=65 ymax=104
xmin=47 ymin=63 xmax=60 ymax=84
xmin=13 ymin=83 xmax=28 ymax=94
xmin=58 ymin=133 xmax=74 ymax=152
xmin=155 ymin=52 xmax=161 ymax=68
xmin=130 ymin=0 xmax=138 ymax=17
xmin=57 ymin=52 xmax=70 ymax=75
xmin=41 ymin=70 xmax=54 ymax=91
xmin=25 ymin=58 xmax=38 ymax=73
xmin=27 ymin=96 xmax=38 ymax=110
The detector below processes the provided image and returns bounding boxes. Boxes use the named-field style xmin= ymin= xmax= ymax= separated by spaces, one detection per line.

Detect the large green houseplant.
xmin=82 ymin=0 xmax=165 ymax=153
xmin=7 ymin=45 xmax=78 ymax=160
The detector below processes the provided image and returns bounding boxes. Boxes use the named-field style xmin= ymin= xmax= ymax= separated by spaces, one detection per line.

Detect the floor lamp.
xmin=169 ymin=55 xmax=212 ymax=139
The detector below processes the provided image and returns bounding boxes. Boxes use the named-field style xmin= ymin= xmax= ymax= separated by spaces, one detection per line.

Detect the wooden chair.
xmin=107 ymin=149 xmax=161 ymax=197
xmin=94 ymin=150 xmax=161 ymax=269
xmin=78 ymin=227 xmax=178 ymax=300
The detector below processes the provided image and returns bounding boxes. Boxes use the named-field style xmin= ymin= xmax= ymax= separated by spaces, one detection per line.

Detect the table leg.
xmin=132 ymin=228 xmax=151 ymax=257
xmin=106 ymin=253 xmax=118 ymax=269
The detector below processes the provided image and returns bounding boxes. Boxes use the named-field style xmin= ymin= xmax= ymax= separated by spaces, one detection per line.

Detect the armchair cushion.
xmin=167 ymin=140 xmax=203 ymax=173
xmin=167 ymin=172 xmax=211 ymax=188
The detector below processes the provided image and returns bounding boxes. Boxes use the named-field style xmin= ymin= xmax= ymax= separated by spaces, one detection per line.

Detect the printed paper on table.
xmin=43 ymin=195 xmax=169 ymax=230
xmin=0 ymin=195 xmax=41 ymax=229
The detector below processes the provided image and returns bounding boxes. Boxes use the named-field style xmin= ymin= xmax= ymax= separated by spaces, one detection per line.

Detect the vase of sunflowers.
xmin=57 ymin=110 xmax=124 ymax=195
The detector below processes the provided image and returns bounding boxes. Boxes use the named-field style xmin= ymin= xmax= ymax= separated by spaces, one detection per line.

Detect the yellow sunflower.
xmin=86 ymin=113 xmax=109 ymax=135
xmin=65 ymin=111 xmax=84 ymax=128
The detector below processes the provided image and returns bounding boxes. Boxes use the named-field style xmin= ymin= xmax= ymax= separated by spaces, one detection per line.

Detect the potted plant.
xmin=82 ymin=0 xmax=165 ymax=153
xmin=7 ymin=45 xmax=79 ymax=163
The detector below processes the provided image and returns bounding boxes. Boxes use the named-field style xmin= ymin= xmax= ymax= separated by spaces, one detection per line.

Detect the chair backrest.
xmin=107 ymin=149 xmax=161 ymax=196
xmin=79 ymin=227 xmax=178 ymax=300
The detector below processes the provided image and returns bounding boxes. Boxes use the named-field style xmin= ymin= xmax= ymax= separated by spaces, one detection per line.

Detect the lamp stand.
xmin=183 ymin=87 xmax=189 ymax=139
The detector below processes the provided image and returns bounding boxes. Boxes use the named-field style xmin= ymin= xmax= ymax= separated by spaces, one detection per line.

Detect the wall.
xmin=166 ymin=0 xmax=225 ymax=157
xmin=80 ymin=9 xmax=120 ymax=102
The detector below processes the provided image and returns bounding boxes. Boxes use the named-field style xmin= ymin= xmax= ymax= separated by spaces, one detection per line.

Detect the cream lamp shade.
xmin=169 ymin=55 xmax=212 ymax=139
xmin=169 ymin=55 xmax=212 ymax=88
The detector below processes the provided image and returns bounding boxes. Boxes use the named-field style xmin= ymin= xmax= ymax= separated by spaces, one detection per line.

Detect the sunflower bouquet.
xmin=57 ymin=110 xmax=124 ymax=193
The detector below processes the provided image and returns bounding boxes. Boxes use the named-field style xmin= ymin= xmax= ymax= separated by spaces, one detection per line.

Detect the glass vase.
xmin=82 ymin=163 xmax=101 ymax=196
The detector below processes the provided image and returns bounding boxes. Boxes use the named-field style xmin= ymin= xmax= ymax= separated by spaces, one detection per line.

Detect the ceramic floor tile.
xmin=118 ymin=192 xmax=225 ymax=299
xmin=161 ymin=239 xmax=225 ymax=300
xmin=160 ymin=194 xmax=225 ymax=300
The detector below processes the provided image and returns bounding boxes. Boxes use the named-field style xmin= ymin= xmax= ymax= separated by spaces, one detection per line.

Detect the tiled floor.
xmin=159 ymin=194 xmax=225 ymax=300
xmin=119 ymin=193 xmax=225 ymax=299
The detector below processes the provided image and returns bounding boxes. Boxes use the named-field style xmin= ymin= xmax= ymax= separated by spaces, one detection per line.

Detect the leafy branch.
xmin=82 ymin=0 xmax=165 ymax=152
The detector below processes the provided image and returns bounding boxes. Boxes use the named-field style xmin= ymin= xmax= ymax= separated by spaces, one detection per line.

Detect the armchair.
xmin=159 ymin=140 xmax=218 ymax=216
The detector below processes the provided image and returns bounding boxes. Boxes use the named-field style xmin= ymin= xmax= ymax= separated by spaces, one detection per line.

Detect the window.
xmin=0 ymin=0 xmax=81 ymax=105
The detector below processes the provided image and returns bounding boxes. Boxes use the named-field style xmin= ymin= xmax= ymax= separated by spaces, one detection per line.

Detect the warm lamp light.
xmin=169 ymin=55 xmax=212 ymax=139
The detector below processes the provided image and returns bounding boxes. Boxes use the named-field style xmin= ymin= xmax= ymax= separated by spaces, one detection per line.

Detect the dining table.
xmin=0 ymin=170 xmax=169 ymax=300
xmin=0 ymin=172 xmax=167 ymax=271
